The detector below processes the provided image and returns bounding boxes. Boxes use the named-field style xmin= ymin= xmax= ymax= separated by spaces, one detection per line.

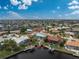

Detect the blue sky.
xmin=0 ymin=0 xmax=79 ymax=19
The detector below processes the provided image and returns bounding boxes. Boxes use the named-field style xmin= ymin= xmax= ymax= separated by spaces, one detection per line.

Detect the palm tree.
xmin=29 ymin=35 xmax=40 ymax=46
xmin=20 ymin=26 xmax=27 ymax=34
xmin=7 ymin=24 xmax=11 ymax=34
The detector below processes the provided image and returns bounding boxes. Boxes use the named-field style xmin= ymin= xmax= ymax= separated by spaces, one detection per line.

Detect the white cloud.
xmin=64 ymin=10 xmax=79 ymax=17
xmin=32 ymin=16 xmax=40 ymax=19
xmin=9 ymin=0 xmax=38 ymax=10
xmin=22 ymin=0 xmax=32 ymax=6
xmin=58 ymin=14 xmax=62 ymax=17
xmin=10 ymin=0 xmax=21 ymax=6
xmin=4 ymin=6 xmax=8 ymax=10
xmin=67 ymin=0 xmax=79 ymax=15
xmin=68 ymin=5 xmax=79 ymax=10
xmin=18 ymin=4 xmax=28 ymax=10
xmin=64 ymin=14 xmax=69 ymax=16
xmin=20 ymin=0 xmax=38 ymax=9
xmin=68 ymin=0 xmax=79 ymax=5
xmin=8 ymin=11 xmax=21 ymax=17
xmin=68 ymin=0 xmax=79 ymax=10
xmin=57 ymin=14 xmax=63 ymax=19
xmin=70 ymin=10 xmax=79 ymax=15
xmin=0 ymin=6 xmax=2 ymax=9
xmin=7 ymin=11 xmax=23 ymax=19
xmin=62 ymin=0 xmax=79 ymax=19
xmin=51 ymin=10 xmax=56 ymax=13
xmin=33 ymin=0 xmax=38 ymax=2
xmin=0 ymin=11 xmax=23 ymax=19
xmin=57 ymin=6 xmax=60 ymax=9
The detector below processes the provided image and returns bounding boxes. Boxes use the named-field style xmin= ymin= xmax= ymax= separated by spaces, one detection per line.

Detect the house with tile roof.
xmin=65 ymin=40 xmax=79 ymax=52
xmin=49 ymin=28 xmax=60 ymax=33
xmin=46 ymin=34 xmax=63 ymax=44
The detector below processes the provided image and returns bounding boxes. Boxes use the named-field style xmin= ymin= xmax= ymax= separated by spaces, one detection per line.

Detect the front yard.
xmin=0 ymin=50 xmax=15 ymax=58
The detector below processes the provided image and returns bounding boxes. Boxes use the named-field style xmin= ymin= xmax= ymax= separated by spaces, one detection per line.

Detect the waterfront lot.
xmin=7 ymin=48 xmax=79 ymax=59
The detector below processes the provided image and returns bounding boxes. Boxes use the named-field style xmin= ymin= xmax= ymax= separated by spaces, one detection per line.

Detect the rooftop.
xmin=47 ymin=35 xmax=63 ymax=42
xmin=65 ymin=40 xmax=79 ymax=47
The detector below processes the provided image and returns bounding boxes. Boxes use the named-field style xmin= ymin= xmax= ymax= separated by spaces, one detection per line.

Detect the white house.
xmin=27 ymin=29 xmax=32 ymax=32
xmin=12 ymin=35 xmax=29 ymax=45
xmin=65 ymin=32 xmax=74 ymax=36
xmin=0 ymin=34 xmax=30 ymax=45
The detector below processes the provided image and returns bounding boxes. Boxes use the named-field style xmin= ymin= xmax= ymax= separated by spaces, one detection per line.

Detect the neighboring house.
xmin=57 ymin=26 xmax=71 ymax=32
xmin=63 ymin=36 xmax=73 ymax=40
xmin=0 ymin=31 xmax=7 ymax=36
xmin=71 ymin=28 xmax=79 ymax=34
xmin=47 ymin=25 xmax=52 ymax=28
xmin=47 ymin=35 xmax=63 ymax=44
xmin=65 ymin=40 xmax=79 ymax=52
xmin=0 ymin=24 xmax=4 ymax=31
xmin=10 ymin=30 xmax=20 ymax=34
xmin=0 ymin=34 xmax=30 ymax=45
xmin=26 ymin=29 xmax=33 ymax=34
xmin=65 ymin=32 xmax=74 ymax=36
xmin=49 ymin=28 xmax=60 ymax=33
xmin=33 ymin=28 xmax=43 ymax=32
xmin=12 ymin=35 xmax=30 ymax=45
xmin=61 ymin=26 xmax=70 ymax=29
xmin=40 ymin=30 xmax=47 ymax=33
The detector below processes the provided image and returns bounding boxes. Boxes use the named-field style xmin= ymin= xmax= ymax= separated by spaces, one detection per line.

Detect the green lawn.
xmin=43 ymin=43 xmax=77 ymax=56
xmin=0 ymin=42 xmax=78 ymax=58
xmin=0 ymin=50 xmax=13 ymax=58
xmin=0 ymin=46 xmax=26 ymax=58
xmin=50 ymin=44 xmax=77 ymax=56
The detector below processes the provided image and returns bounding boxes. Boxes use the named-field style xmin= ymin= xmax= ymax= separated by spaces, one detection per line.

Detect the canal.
xmin=6 ymin=48 xmax=79 ymax=59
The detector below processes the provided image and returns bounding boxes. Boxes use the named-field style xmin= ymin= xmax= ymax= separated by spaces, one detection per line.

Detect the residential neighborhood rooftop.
xmin=65 ymin=40 xmax=79 ymax=47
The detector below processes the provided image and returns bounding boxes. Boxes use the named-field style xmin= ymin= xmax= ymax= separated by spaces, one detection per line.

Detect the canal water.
xmin=6 ymin=48 xmax=79 ymax=59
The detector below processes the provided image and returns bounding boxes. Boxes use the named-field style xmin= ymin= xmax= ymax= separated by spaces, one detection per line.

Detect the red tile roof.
xmin=65 ymin=40 xmax=79 ymax=47
xmin=33 ymin=28 xmax=43 ymax=32
xmin=47 ymin=35 xmax=62 ymax=42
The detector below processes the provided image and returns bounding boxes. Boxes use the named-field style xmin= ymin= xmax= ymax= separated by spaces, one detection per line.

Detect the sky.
xmin=0 ymin=0 xmax=79 ymax=19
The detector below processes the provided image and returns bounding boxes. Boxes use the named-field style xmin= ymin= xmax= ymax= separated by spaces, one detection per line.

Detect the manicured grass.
xmin=0 ymin=42 xmax=78 ymax=58
xmin=0 ymin=46 xmax=27 ymax=58
xmin=45 ymin=43 xmax=77 ymax=56
xmin=50 ymin=44 xmax=58 ymax=48
xmin=55 ymin=47 xmax=74 ymax=54
xmin=31 ymin=41 xmax=39 ymax=45
xmin=43 ymin=42 xmax=49 ymax=46
xmin=50 ymin=45 xmax=77 ymax=56
xmin=0 ymin=50 xmax=13 ymax=58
